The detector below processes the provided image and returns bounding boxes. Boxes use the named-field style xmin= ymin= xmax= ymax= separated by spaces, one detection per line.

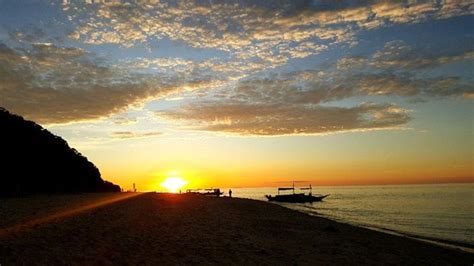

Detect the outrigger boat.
xmin=265 ymin=183 xmax=328 ymax=203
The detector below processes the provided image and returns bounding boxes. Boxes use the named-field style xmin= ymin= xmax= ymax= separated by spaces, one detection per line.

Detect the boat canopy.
xmin=278 ymin=187 xmax=294 ymax=191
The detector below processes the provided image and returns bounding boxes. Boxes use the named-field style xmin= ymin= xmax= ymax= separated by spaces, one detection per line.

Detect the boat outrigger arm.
xmin=278 ymin=187 xmax=295 ymax=194
xmin=278 ymin=181 xmax=296 ymax=195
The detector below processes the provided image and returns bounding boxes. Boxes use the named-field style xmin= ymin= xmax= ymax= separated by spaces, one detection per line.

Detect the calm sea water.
xmin=229 ymin=183 xmax=473 ymax=247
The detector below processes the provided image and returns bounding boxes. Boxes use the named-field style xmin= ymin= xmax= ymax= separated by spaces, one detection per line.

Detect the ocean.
xmin=229 ymin=183 xmax=473 ymax=247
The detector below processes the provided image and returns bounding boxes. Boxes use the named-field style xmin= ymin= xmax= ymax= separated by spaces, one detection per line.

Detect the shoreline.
xmin=266 ymin=201 xmax=474 ymax=254
xmin=300 ymin=209 xmax=474 ymax=253
xmin=0 ymin=192 xmax=472 ymax=265
xmin=239 ymin=198 xmax=474 ymax=252
xmin=358 ymin=223 xmax=474 ymax=253
xmin=230 ymin=184 xmax=473 ymax=253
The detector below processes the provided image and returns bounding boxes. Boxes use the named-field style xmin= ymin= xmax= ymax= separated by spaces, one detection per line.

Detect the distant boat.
xmin=185 ymin=188 xmax=223 ymax=197
xmin=265 ymin=183 xmax=329 ymax=203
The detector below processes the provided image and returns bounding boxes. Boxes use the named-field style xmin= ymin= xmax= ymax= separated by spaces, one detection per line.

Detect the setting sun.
xmin=160 ymin=177 xmax=187 ymax=193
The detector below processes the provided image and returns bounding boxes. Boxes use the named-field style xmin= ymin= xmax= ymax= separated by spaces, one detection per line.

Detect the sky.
xmin=0 ymin=0 xmax=472 ymax=191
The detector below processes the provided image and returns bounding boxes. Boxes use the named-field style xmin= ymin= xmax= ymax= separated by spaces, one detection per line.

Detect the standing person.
xmin=229 ymin=189 xmax=232 ymax=198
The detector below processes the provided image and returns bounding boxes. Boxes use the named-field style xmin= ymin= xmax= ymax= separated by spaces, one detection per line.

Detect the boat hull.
xmin=265 ymin=194 xmax=329 ymax=203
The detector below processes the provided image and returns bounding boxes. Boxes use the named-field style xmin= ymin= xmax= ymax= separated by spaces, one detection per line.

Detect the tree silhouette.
xmin=0 ymin=107 xmax=121 ymax=196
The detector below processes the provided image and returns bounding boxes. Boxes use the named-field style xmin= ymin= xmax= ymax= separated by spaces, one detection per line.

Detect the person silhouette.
xmin=229 ymin=189 xmax=232 ymax=198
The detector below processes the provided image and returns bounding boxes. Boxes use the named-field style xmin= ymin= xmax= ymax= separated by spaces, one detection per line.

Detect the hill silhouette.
xmin=0 ymin=107 xmax=121 ymax=196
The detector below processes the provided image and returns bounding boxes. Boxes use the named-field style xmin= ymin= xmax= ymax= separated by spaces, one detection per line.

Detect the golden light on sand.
xmin=160 ymin=177 xmax=187 ymax=193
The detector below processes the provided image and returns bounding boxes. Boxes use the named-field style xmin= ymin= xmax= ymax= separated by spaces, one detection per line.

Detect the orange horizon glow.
xmin=104 ymin=166 xmax=473 ymax=192
xmin=85 ymin=128 xmax=473 ymax=192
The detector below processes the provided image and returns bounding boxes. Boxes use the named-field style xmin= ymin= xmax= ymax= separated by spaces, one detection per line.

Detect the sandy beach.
xmin=0 ymin=192 xmax=472 ymax=265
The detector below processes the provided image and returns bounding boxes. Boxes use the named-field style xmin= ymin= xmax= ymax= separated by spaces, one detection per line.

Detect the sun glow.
xmin=160 ymin=177 xmax=187 ymax=193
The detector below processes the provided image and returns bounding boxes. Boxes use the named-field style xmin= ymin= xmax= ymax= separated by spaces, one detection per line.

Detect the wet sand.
xmin=0 ymin=192 xmax=472 ymax=265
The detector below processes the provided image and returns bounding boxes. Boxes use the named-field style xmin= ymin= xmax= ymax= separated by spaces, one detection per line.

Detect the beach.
xmin=0 ymin=193 xmax=472 ymax=265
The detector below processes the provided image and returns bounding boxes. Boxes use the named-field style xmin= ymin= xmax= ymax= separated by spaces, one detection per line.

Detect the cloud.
xmin=0 ymin=42 xmax=217 ymax=124
xmin=349 ymin=74 xmax=474 ymax=98
xmin=110 ymin=131 xmax=162 ymax=139
xmin=224 ymin=70 xmax=472 ymax=104
xmin=61 ymin=1 xmax=472 ymax=79
xmin=274 ymin=1 xmax=472 ymax=28
xmin=337 ymin=56 xmax=368 ymax=70
xmin=155 ymin=70 xmax=415 ymax=136
xmin=337 ymin=40 xmax=474 ymax=71
xmin=125 ymin=57 xmax=194 ymax=72
xmin=463 ymin=92 xmax=474 ymax=99
xmin=62 ymin=1 xmax=357 ymax=74
xmin=370 ymin=41 xmax=474 ymax=69
xmin=1 ymin=34 xmax=469 ymax=130
xmin=159 ymin=102 xmax=410 ymax=136
xmin=112 ymin=116 xmax=138 ymax=125
xmin=332 ymin=40 xmax=474 ymax=98
xmin=9 ymin=27 xmax=47 ymax=43
xmin=157 ymin=62 xmax=472 ymax=136
xmin=1 ymin=1 xmax=472 ymax=134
